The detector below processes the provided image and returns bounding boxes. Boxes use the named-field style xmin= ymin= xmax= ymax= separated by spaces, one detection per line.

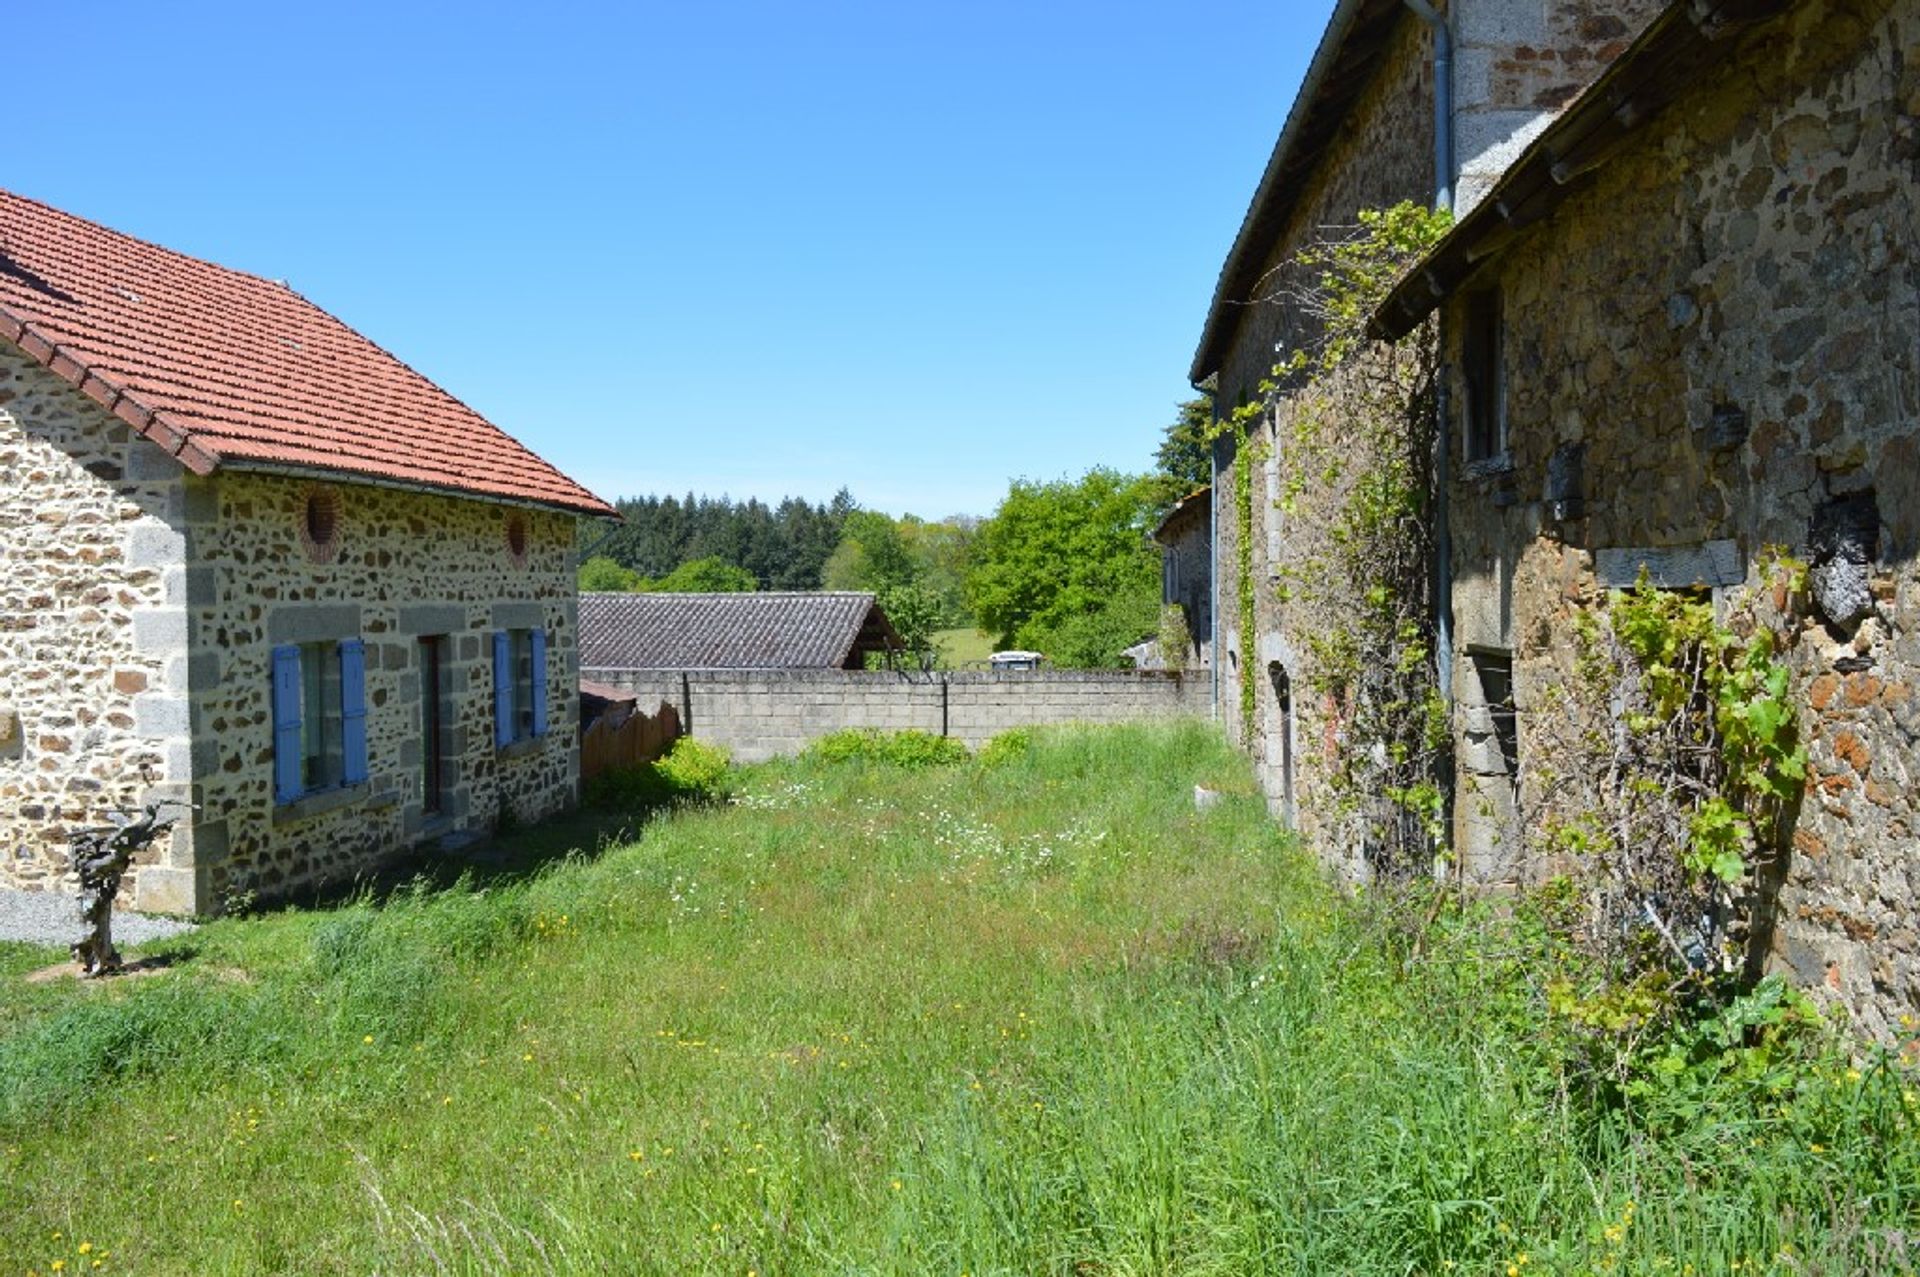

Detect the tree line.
xmin=578 ymin=396 xmax=1214 ymax=668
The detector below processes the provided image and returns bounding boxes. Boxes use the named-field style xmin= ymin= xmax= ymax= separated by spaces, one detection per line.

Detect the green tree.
xmin=897 ymin=515 xmax=977 ymax=626
xmin=578 ymin=555 xmax=642 ymax=592
xmin=966 ymin=468 xmax=1161 ymax=668
xmin=1153 ymin=394 xmax=1214 ymax=508
xmin=823 ymin=510 xmax=920 ymax=593
xmin=875 ymin=582 xmax=943 ymax=665
xmin=643 ymin=556 xmax=758 ymax=593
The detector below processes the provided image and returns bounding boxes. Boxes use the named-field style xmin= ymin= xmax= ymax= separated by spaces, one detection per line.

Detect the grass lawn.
xmin=931 ymin=626 xmax=996 ymax=669
xmin=2 ymin=722 xmax=1914 ymax=1275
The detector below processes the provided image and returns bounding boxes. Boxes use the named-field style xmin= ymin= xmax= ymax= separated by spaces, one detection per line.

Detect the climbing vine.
xmin=1215 ymin=201 xmax=1452 ymax=876
xmin=1528 ymin=556 xmax=1809 ymax=992
xmin=1231 ymin=435 xmax=1262 ymax=744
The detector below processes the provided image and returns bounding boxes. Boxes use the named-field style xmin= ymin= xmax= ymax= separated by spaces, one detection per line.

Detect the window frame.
xmin=272 ymin=638 xmax=369 ymax=806
xmin=493 ymin=627 xmax=549 ymax=749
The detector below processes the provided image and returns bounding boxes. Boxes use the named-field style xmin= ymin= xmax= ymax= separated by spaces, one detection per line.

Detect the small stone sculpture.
xmin=68 ymin=802 xmax=183 ymax=977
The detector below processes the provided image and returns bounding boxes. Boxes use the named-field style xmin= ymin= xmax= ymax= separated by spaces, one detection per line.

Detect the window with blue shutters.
xmin=495 ymin=627 xmax=550 ymax=747
xmin=272 ymin=637 xmax=368 ymax=804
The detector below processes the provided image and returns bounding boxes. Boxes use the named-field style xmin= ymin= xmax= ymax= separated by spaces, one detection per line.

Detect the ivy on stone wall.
xmin=1529 ymin=557 xmax=1809 ymax=999
xmin=1216 ymin=202 xmax=1452 ymax=877
xmin=1231 ymin=434 xmax=1263 ymax=744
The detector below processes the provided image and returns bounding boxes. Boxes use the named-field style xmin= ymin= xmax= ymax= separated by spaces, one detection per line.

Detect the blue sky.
xmin=9 ymin=2 xmax=1326 ymax=519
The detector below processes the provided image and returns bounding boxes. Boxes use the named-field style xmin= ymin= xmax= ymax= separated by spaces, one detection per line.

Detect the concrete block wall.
xmin=583 ymin=669 xmax=1212 ymax=763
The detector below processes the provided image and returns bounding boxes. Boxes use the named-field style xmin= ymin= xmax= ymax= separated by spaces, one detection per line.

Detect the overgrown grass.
xmin=1 ymin=722 xmax=1913 ymax=1275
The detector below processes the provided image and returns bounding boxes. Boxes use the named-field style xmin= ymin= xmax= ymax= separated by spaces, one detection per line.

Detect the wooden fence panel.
xmin=581 ymin=701 xmax=682 ymax=783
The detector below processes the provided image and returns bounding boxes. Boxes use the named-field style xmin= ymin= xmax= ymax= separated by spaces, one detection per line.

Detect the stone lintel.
xmin=1595 ymin=539 xmax=1743 ymax=590
xmin=398 ymin=604 xmax=470 ymax=636
xmin=268 ymin=604 xmax=364 ymax=645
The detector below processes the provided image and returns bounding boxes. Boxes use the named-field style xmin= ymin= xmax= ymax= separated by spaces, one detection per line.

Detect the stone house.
xmin=0 ymin=189 xmax=614 ymax=914
xmin=1191 ymin=0 xmax=1664 ymax=850
xmin=1372 ymin=0 xmax=1920 ymax=1034
xmin=1151 ymin=487 xmax=1213 ymax=670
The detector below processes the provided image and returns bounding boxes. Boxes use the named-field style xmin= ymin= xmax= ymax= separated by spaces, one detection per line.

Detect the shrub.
xmin=586 ymin=737 xmax=733 ymax=810
xmin=975 ymin=727 xmax=1033 ymax=769
xmin=807 ymin=728 xmax=969 ymax=768
xmin=655 ymin=737 xmax=732 ymax=798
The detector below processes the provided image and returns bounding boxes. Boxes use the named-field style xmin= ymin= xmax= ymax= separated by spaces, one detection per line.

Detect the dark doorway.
xmin=1269 ymin=663 xmax=1296 ymax=827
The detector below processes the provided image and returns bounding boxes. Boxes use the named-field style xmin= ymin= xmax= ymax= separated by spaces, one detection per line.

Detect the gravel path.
xmin=0 ymin=887 xmax=196 ymax=949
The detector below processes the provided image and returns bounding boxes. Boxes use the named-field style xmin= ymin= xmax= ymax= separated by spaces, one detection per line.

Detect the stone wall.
xmin=1211 ymin=15 xmax=1436 ymax=834
xmin=0 ymin=345 xmax=193 ymax=899
xmin=181 ymin=473 xmax=581 ymax=910
xmin=1443 ymin=0 xmax=1920 ymax=1035
xmin=1453 ymin=0 xmax=1666 ymax=211
xmin=580 ymin=669 xmax=1211 ymax=764
xmin=1157 ymin=501 xmax=1212 ymax=668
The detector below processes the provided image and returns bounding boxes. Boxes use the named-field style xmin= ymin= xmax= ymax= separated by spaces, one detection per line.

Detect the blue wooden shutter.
xmin=530 ymin=629 xmax=549 ymax=737
xmin=271 ymin=644 xmax=304 ymax=804
xmin=493 ymin=630 xmax=513 ymax=746
xmin=339 ymin=638 xmax=369 ymax=784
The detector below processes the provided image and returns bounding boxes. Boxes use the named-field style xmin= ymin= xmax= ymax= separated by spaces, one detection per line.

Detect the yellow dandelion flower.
xmin=52 ymin=1262 xmax=66 ymax=1273
xmin=363 ymin=1034 xmax=374 ymax=1045
xmin=890 ymin=1179 xmax=903 ymax=1192
xmin=77 ymin=1244 xmax=91 ymax=1255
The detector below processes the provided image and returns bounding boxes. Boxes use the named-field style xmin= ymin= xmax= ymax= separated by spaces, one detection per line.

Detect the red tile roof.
xmin=0 ymin=188 xmax=614 ymax=516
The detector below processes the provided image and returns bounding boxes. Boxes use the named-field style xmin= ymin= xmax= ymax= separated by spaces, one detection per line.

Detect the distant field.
xmin=932 ymin=625 xmax=995 ymax=668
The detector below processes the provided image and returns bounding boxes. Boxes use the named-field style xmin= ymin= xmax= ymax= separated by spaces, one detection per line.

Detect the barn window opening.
xmin=1462 ymin=290 xmax=1506 ymax=463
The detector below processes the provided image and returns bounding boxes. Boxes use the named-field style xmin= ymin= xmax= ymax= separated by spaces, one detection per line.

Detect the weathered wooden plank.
xmin=1594 ymin=539 xmax=1743 ymax=589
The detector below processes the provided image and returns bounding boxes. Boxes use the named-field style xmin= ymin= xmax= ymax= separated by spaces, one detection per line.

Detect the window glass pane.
xmin=300 ymin=640 xmax=345 ymax=789
xmin=512 ymin=629 xmax=534 ymax=740
xmin=301 ymin=642 xmax=325 ymax=788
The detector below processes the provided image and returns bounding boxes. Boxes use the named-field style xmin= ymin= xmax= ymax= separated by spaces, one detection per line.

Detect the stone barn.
xmin=1190 ymin=0 xmax=1666 ymax=848
xmin=1374 ymin=0 xmax=1920 ymax=1035
xmin=1152 ymin=486 xmax=1212 ymax=670
xmin=0 ymin=188 xmax=614 ymax=914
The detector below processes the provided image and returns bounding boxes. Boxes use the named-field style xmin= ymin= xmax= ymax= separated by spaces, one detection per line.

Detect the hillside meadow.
xmin=1 ymin=722 xmax=1914 ymax=1275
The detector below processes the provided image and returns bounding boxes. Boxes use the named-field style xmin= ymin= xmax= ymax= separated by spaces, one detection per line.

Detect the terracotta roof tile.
xmin=0 ymin=188 xmax=614 ymax=516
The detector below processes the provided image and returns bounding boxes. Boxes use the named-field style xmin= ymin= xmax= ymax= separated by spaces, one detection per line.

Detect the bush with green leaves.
xmin=805 ymin=728 xmax=969 ymax=768
xmin=974 ymin=727 xmax=1033 ymax=769
xmin=654 ymin=736 xmax=732 ymax=796
xmin=584 ymin=736 xmax=732 ymax=809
